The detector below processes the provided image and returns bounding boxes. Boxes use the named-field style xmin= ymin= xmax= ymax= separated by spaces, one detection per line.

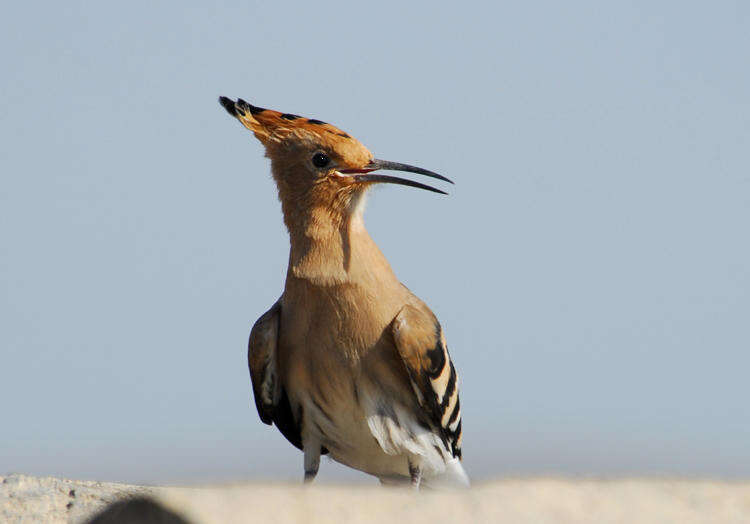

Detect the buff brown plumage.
xmin=220 ymin=96 xmax=466 ymax=488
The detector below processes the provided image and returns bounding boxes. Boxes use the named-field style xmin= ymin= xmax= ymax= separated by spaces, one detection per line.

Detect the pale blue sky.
xmin=1 ymin=1 xmax=749 ymax=484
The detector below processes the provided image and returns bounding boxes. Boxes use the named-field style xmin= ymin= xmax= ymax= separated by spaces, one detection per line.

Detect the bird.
xmin=218 ymin=96 xmax=467 ymax=488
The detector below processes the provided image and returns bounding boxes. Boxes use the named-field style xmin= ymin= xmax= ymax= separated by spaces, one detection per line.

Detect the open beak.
xmin=339 ymin=159 xmax=453 ymax=195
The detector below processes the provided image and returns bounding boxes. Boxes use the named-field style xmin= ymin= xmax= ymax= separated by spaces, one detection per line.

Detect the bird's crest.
xmin=219 ymin=97 xmax=372 ymax=167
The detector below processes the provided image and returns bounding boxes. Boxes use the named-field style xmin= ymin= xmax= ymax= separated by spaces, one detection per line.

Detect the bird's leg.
xmin=303 ymin=442 xmax=321 ymax=484
xmin=408 ymin=460 xmax=422 ymax=490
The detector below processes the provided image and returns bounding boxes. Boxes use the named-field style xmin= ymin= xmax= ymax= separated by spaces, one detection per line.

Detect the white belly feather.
xmin=296 ymin=383 xmax=468 ymax=487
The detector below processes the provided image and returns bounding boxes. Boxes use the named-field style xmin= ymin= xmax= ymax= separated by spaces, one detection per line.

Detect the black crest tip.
xmin=218 ymin=96 xmax=237 ymax=117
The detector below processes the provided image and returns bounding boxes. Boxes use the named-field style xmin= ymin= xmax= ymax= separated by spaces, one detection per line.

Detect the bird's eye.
xmin=311 ymin=152 xmax=330 ymax=168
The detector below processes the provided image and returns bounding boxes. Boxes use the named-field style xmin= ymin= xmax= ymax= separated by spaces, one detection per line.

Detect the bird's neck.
xmin=284 ymin=203 xmax=398 ymax=289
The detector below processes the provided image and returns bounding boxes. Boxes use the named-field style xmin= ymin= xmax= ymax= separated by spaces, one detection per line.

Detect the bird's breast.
xmin=275 ymin=278 xmax=410 ymax=429
xmin=279 ymin=278 xmax=405 ymax=358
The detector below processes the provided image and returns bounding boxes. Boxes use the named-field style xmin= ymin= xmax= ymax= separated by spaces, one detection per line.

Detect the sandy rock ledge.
xmin=3 ymin=473 xmax=750 ymax=523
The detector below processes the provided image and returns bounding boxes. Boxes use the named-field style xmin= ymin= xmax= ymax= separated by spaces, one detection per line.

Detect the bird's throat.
xmin=285 ymin=206 xmax=397 ymax=290
xmin=286 ymin=207 xmax=361 ymax=284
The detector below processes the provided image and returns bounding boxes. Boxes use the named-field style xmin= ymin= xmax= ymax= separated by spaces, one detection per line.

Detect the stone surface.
xmin=3 ymin=473 xmax=750 ymax=523
xmin=1 ymin=473 xmax=149 ymax=523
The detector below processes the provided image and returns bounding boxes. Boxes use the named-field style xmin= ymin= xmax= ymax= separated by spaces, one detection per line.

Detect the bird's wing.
xmin=391 ymin=301 xmax=463 ymax=459
xmin=248 ymin=300 xmax=305 ymax=451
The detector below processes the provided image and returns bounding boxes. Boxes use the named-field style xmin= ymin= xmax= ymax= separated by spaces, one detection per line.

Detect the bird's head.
xmin=219 ymin=97 xmax=451 ymax=227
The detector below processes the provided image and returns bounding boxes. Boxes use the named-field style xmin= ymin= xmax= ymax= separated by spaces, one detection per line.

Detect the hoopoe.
xmin=219 ymin=96 xmax=467 ymax=488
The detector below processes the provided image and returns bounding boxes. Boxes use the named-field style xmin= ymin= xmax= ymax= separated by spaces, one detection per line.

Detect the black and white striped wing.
xmin=391 ymin=303 xmax=463 ymax=459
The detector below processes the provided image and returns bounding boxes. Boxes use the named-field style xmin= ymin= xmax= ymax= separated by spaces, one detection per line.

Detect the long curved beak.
xmin=339 ymin=159 xmax=453 ymax=195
